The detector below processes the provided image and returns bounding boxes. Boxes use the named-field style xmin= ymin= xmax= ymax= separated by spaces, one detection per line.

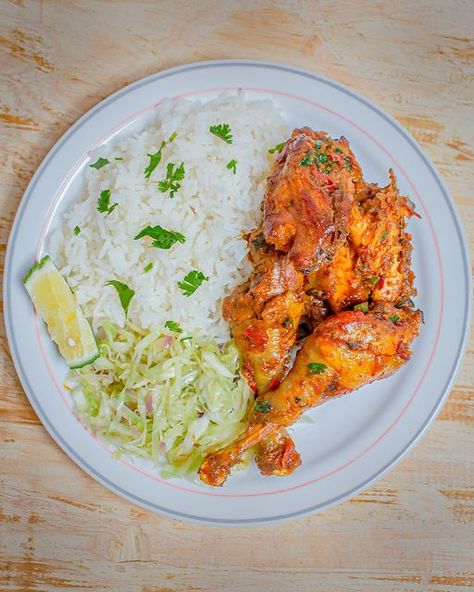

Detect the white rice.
xmin=50 ymin=94 xmax=287 ymax=342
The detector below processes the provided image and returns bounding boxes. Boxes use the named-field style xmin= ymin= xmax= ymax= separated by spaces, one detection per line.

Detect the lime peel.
xmin=24 ymin=255 xmax=99 ymax=369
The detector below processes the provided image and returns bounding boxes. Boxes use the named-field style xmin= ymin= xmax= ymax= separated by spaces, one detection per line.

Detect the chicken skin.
xmin=222 ymin=231 xmax=304 ymax=394
xmin=253 ymin=427 xmax=302 ymax=476
xmin=222 ymin=230 xmax=305 ymax=475
xmin=223 ymin=129 xmax=366 ymax=395
xmin=199 ymin=128 xmax=422 ymax=486
xmin=312 ymin=171 xmax=417 ymax=313
xmin=223 ymin=130 xmax=362 ymax=474
xmin=349 ymin=171 xmax=417 ymax=307
xmin=199 ymin=305 xmax=422 ymax=486
xmin=263 ymin=128 xmax=360 ymax=274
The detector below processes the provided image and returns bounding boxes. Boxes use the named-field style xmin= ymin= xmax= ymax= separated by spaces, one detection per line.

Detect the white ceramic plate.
xmin=4 ymin=60 xmax=471 ymax=525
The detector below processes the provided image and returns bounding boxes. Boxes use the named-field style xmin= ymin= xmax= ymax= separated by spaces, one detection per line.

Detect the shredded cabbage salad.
xmin=69 ymin=321 xmax=252 ymax=477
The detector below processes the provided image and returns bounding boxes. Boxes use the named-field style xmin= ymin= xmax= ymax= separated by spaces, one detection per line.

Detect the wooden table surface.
xmin=1 ymin=1 xmax=473 ymax=590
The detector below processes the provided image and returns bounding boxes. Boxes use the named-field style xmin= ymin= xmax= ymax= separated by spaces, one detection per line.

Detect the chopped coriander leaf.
xmin=317 ymin=152 xmax=328 ymax=163
xmin=300 ymin=152 xmax=312 ymax=166
xmin=307 ymin=362 xmax=327 ymax=374
xmin=105 ymin=280 xmax=135 ymax=316
xmin=210 ymin=123 xmax=233 ymax=144
xmin=381 ymin=230 xmax=388 ymax=242
xmin=334 ymin=147 xmax=343 ymax=154
xmin=114 ymin=157 xmax=123 ymax=161
xmin=143 ymin=132 xmax=176 ymax=180
xmin=255 ymin=400 xmax=271 ymax=413
xmin=165 ymin=320 xmax=183 ymax=333
xmin=354 ymin=301 xmax=369 ymax=313
xmin=73 ymin=225 xmax=81 ymax=236
xmin=97 ymin=189 xmax=118 ymax=215
xmin=143 ymin=262 xmax=153 ymax=273
xmin=368 ymin=276 xmax=379 ymax=285
xmin=315 ymin=140 xmax=322 ymax=149
xmin=134 ymin=225 xmax=186 ymax=249
xmin=226 ymin=159 xmax=237 ymax=174
xmin=389 ymin=314 xmax=400 ymax=323
xmin=89 ymin=157 xmax=110 ymax=170
xmin=144 ymin=141 xmax=165 ymax=180
xmin=268 ymin=142 xmax=285 ymax=154
xmin=344 ymin=155 xmax=354 ymax=171
xmin=158 ymin=162 xmax=185 ymax=198
xmin=177 ymin=270 xmax=209 ymax=297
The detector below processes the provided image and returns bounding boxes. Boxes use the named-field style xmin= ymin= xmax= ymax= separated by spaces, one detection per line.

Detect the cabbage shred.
xmin=71 ymin=321 xmax=252 ymax=477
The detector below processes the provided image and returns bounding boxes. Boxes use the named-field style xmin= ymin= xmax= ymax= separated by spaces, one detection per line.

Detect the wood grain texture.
xmin=0 ymin=1 xmax=473 ymax=590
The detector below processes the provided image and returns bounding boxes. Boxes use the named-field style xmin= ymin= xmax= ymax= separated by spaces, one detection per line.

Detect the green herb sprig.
xmin=89 ymin=157 xmax=110 ymax=170
xmin=177 ymin=270 xmax=209 ymax=297
xmin=268 ymin=142 xmax=285 ymax=154
xmin=255 ymin=400 xmax=271 ymax=413
xmin=210 ymin=123 xmax=233 ymax=144
xmin=307 ymin=362 xmax=327 ymax=375
xmin=165 ymin=320 xmax=183 ymax=333
xmin=105 ymin=280 xmax=135 ymax=316
xmin=354 ymin=302 xmax=369 ymax=313
xmin=158 ymin=162 xmax=185 ymax=198
xmin=226 ymin=159 xmax=237 ymax=174
xmin=134 ymin=225 xmax=186 ymax=249
xmin=97 ymin=189 xmax=118 ymax=215
xmin=144 ymin=131 xmax=177 ymax=180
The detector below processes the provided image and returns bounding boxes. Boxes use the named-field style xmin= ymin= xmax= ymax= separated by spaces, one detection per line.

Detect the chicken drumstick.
xmin=199 ymin=304 xmax=421 ymax=486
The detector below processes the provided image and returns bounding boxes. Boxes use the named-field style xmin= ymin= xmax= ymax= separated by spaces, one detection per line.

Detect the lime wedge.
xmin=24 ymin=256 xmax=99 ymax=369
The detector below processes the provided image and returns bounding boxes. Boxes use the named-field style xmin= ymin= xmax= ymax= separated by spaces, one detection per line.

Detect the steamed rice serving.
xmin=50 ymin=95 xmax=287 ymax=342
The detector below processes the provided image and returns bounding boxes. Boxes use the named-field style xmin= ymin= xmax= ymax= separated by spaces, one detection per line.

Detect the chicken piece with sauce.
xmin=263 ymin=128 xmax=361 ymax=274
xmin=224 ymin=128 xmax=365 ymax=396
xmin=223 ymin=130 xmax=365 ymax=476
xmin=311 ymin=171 xmax=417 ymax=313
xmin=222 ymin=229 xmax=305 ymax=395
xmin=199 ymin=304 xmax=422 ymax=486
xmin=202 ymin=128 xmax=422 ymax=485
